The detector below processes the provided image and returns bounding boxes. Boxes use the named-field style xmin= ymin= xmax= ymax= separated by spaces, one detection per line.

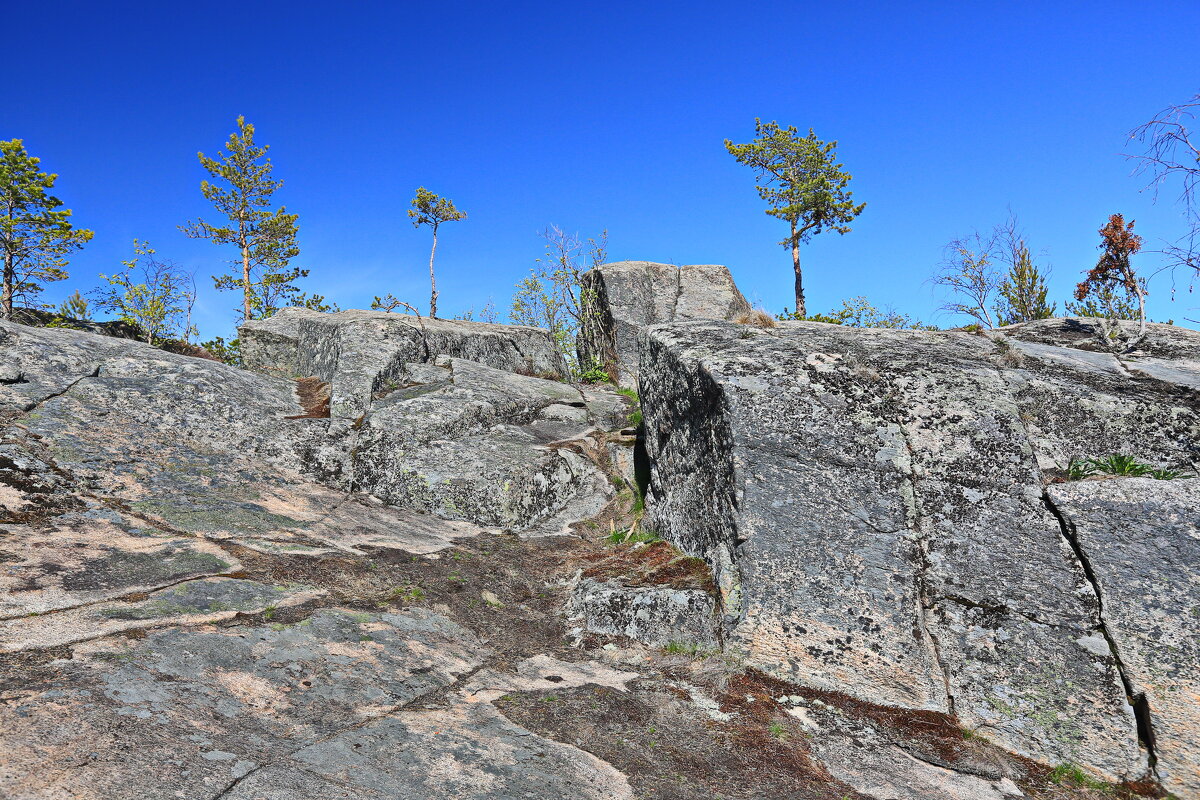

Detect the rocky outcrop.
xmin=241 ymin=307 xmax=569 ymax=416
xmin=640 ymin=317 xmax=1199 ymax=786
xmin=576 ymin=261 xmax=751 ymax=387
xmin=4 ymin=306 xmax=1197 ymax=800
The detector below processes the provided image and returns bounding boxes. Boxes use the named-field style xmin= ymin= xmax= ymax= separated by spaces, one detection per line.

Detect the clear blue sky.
xmin=7 ymin=0 xmax=1199 ymax=338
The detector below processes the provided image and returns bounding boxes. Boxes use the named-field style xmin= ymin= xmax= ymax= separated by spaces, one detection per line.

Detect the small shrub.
xmin=579 ymin=358 xmax=610 ymax=384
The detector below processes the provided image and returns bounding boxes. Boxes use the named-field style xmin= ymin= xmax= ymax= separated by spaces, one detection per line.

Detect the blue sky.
xmin=7 ymin=0 xmax=1199 ymax=338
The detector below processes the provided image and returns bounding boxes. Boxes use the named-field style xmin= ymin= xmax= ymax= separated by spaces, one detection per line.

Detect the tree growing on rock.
xmin=1073 ymin=213 xmax=1147 ymax=347
xmin=92 ymin=240 xmax=198 ymax=345
xmin=725 ymin=120 xmax=865 ymax=317
xmin=182 ymin=116 xmax=319 ymax=323
xmin=409 ymin=187 xmax=466 ymax=318
xmin=0 ymin=139 xmax=93 ymax=320
xmin=933 ymin=230 xmax=1002 ymax=328
xmin=510 ymin=225 xmax=607 ymax=375
xmin=993 ymin=215 xmax=1055 ymax=325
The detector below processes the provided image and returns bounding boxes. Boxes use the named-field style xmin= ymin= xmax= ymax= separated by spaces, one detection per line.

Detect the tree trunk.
xmin=791 ymin=221 xmax=805 ymax=318
xmin=1 ymin=249 xmax=13 ymax=321
xmin=428 ymin=225 xmax=439 ymax=318
xmin=242 ymin=244 xmax=252 ymax=323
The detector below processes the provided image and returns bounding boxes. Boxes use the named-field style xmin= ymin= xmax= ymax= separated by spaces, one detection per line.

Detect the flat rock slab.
xmin=0 ymin=508 xmax=239 ymax=618
xmin=1 ymin=609 xmax=636 ymax=800
xmin=239 ymin=307 xmax=569 ymax=417
xmin=0 ymin=577 xmax=321 ymax=651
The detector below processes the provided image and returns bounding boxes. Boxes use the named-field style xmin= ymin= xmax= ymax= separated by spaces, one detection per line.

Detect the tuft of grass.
xmin=767 ymin=722 xmax=790 ymax=742
xmin=1068 ymin=454 xmax=1194 ymax=481
xmin=1048 ymin=763 xmax=1109 ymax=790
xmin=615 ymin=387 xmax=638 ymax=402
xmin=606 ymin=526 xmax=661 ymax=546
xmin=388 ymin=584 xmax=426 ymax=603
xmin=662 ymin=640 xmax=717 ymax=658
xmin=736 ymin=308 xmax=778 ymax=328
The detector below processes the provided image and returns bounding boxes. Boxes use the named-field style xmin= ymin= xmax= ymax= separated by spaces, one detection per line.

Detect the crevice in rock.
xmin=894 ymin=418 xmax=956 ymax=717
xmin=19 ymin=365 xmax=101 ymax=414
xmin=1041 ymin=490 xmax=1160 ymax=773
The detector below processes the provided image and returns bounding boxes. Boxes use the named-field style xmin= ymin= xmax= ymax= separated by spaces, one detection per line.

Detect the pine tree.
xmin=0 ymin=140 xmax=93 ymax=319
xmin=725 ymin=120 xmax=865 ymax=317
xmin=181 ymin=117 xmax=307 ymax=323
xmin=995 ymin=240 xmax=1055 ymax=325
xmin=409 ymin=187 xmax=466 ymax=318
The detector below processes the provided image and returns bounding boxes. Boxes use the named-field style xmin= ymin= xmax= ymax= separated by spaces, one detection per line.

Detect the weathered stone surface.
xmin=0 ymin=577 xmax=322 ymax=652
xmin=640 ymin=319 xmax=1200 ymax=781
xmin=1048 ymin=477 xmax=1200 ymax=798
xmin=567 ymin=576 xmax=720 ymax=649
xmin=577 ymin=261 xmax=751 ymax=387
xmin=240 ymin=307 xmax=569 ymax=417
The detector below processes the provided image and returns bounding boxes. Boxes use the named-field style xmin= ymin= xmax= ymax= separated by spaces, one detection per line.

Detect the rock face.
xmin=241 ymin=307 xmax=570 ymax=417
xmin=640 ymin=317 xmax=1199 ymax=787
xmin=238 ymin=308 xmax=614 ymax=532
xmin=577 ymin=261 xmax=751 ymax=387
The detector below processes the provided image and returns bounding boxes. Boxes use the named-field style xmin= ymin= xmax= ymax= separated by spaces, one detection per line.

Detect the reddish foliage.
xmin=1075 ymin=214 xmax=1144 ymax=302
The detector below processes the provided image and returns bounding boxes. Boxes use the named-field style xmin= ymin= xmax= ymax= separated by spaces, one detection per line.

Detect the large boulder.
xmin=639 ymin=317 xmax=1200 ymax=785
xmin=576 ymin=261 xmax=751 ymax=388
xmin=240 ymin=308 xmax=570 ymax=418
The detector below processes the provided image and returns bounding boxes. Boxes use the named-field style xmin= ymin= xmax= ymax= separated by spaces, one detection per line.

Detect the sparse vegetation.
xmin=735 ymin=308 xmax=778 ymax=328
xmin=1067 ymin=454 xmax=1192 ymax=480
xmin=510 ymin=225 xmax=607 ymax=376
xmin=92 ymin=240 xmax=198 ymax=345
xmin=579 ymin=358 xmax=610 ymax=385
xmin=781 ymin=295 xmax=936 ymax=329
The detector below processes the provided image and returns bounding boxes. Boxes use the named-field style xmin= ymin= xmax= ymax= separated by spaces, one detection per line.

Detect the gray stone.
xmin=1048 ymin=477 xmax=1200 ymax=798
xmin=567 ymin=576 xmax=720 ymax=649
xmin=577 ymin=261 xmax=751 ymax=388
xmin=640 ymin=318 xmax=1200 ymax=781
xmin=240 ymin=307 xmax=569 ymax=417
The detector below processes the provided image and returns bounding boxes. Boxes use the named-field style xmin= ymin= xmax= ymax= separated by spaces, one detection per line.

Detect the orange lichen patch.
xmin=579 ymin=540 xmax=714 ymax=593
xmin=286 ymin=377 xmax=331 ymax=419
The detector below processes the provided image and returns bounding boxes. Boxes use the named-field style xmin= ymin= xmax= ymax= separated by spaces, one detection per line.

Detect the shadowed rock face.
xmin=576 ymin=261 xmax=751 ymax=388
xmin=640 ymin=318 xmax=1200 ymax=786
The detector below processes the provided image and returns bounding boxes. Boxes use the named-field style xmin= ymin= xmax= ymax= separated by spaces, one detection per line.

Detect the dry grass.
xmin=735 ymin=308 xmax=778 ymax=328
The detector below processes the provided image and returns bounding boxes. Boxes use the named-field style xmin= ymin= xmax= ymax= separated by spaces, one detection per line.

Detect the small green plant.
xmin=579 ymin=358 xmax=610 ymax=384
xmin=447 ymin=570 xmax=466 ymax=584
xmin=627 ymin=408 xmax=643 ymax=428
xmin=615 ymin=387 xmax=638 ymax=401
xmin=606 ymin=526 xmax=662 ymax=546
xmin=1067 ymin=457 xmax=1098 ymax=480
xmin=662 ymin=640 xmax=715 ymax=657
xmin=1048 ymin=763 xmax=1108 ymax=790
xmin=388 ymin=585 xmax=426 ymax=603
xmin=1068 ymin=454 xmax=1193 ymax=481
xmin=767 ymin=722 xmax=790 ymax=742
xmin=262 ymin=605 xmax=277 ymax=620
